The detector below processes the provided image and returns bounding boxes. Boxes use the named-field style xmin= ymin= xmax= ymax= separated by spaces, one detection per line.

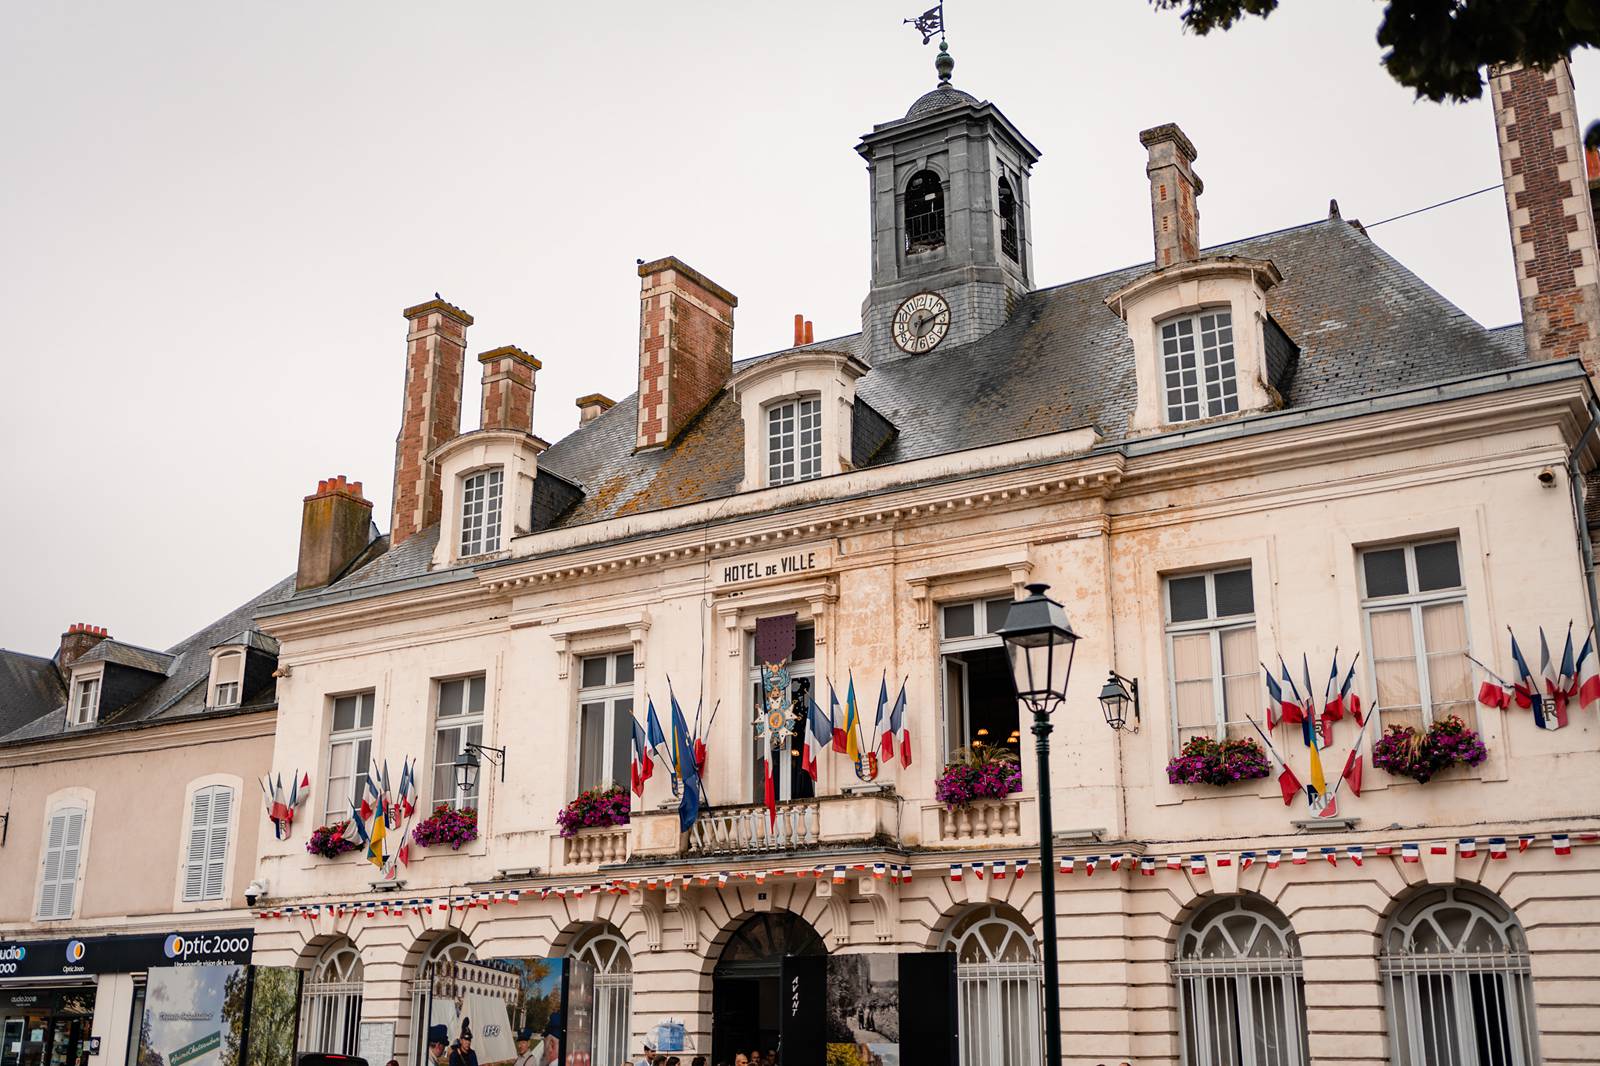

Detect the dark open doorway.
xmin=711 ymin=912 xmax=825 ymax=1063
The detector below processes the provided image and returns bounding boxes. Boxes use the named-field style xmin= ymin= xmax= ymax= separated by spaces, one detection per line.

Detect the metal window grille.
xmin=459 ymin=468 xmax=503 ymax=556
xmin=1173 ymin=956 xmax=1309 ymax=1066
xmin=1380 ymin=951 xmax=1537 ymax=1066
xmin=998 ymin=177 xmax=1020 ymax=263
xmin=593 ymin=970 xmax=633 ymax=1066
xmin=957 ymin=961 xmax=1043 ymax=1066
xmin=1162 ymin=310 xmax=1237 ymax=423
xmin=905 ymin=171 xmax=946 ymax=253
xmin=301 ymin=981 xmax=363 ymax=1056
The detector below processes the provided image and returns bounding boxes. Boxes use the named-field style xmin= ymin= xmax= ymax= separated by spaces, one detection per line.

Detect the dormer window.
xmin=998 ymin=175 xmax=1020 ymax=262
xmin=210 ymin=651 xmax=243 ymax=709
xmin=767 ymin=396 xmax=822 ymax=486
xmin=459 ymin=468 xmax=504 ymax=556
xmin=905 ymin=170 xmax=946 ymax=254
xmin=1160 ymin=308 xmax=1238 ymax=423
xmin=68 ymin=676 xmax=100 ymax=727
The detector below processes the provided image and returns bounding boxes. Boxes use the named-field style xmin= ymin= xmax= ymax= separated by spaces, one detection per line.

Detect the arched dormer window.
xmin=998 ymin=175 xmax=1020 ymax=262
xmin=766 ymin=395 xmax=823 ymax=486
xmin=905 ymin=170 xmax=945 ymax=254
xmin=459 ymin=466 xmax=504 ymax=556
xmin=210 ymin=650 xmax=243 ymax=709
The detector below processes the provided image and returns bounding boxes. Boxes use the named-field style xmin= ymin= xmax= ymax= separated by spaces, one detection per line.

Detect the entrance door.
xmin=43 ymin=1017 xmax=85 ymax=1066
xmin=711 ymin=913 xmax=826 ymax=1064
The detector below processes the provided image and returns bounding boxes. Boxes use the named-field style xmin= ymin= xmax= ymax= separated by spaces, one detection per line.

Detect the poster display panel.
xmin=242 ymin=968 xmax=301 ymax=1066
xmin=442 ymin=958 xmax=593 ymax=1066
xmin=823 ymin=955 xmax=899 ymax=1066
xmin=137 ymin=965 xmax=245 ymax=1066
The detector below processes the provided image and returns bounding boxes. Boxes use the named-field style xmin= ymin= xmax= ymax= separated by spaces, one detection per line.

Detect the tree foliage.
xmin=1150 ymin=0 xmax=1599 ymax=103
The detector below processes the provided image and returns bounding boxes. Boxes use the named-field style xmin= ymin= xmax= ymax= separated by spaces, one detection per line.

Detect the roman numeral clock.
xmin=892 ymin=291 xmax=951 ymax=354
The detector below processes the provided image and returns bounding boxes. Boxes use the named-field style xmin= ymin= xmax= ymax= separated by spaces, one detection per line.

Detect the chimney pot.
xmin=392 ymin=298 xmax=472 ymax=545
xmin=56 ymin=623 xmax=110 ymax=677
xmin=576 ymin=393 xmax=617 ymax=425
xmin=1139 ymin=123 xmax=1203 ymax=267
xmin=298 ymin=475 xmax=374 ymax=592
xmin=635 ymin=256 xmax=737 ymax=450
xmin=794 ymin=314 xmax=805 ymax=347
xmin=1490 ymin=61 xmax=1600 ymax=378
xmin=804 ymin=320 xmax=814 ymax=344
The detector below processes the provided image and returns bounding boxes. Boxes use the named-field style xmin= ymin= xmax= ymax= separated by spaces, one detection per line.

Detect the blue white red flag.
xmin=1510 ymin=631 xmax=1553 ymax=729
xmin=1577 ymin=632 xmax=1600 ymax=709
xmin=803 ymin=690 xmax=832 ymax=781
xmin=630 ymin=715 xmax=654 ymax=797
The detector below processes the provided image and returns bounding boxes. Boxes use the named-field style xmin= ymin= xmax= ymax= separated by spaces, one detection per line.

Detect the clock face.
xmin=892 ymin=292 xmax=951 ymax=353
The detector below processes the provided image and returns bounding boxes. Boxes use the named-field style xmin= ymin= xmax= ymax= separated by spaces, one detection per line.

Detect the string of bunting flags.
xmin=254 ymin=862 xmax=914 ymax=921
xmin=964 ymin=829 xmax=1595 ymax=881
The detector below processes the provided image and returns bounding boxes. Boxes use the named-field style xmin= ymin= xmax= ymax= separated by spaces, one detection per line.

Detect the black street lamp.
xmin=996 ymin=582 xmax=1079 ymax=1066
xmin=1097 ymin=671 xmax=1141 ymax=732
xmin=454 ymin=743 xmax=507 ymax=795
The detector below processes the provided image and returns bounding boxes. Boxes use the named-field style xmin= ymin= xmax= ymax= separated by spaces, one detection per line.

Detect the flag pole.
xmin=1465 ymin=652 xmax=1512 ymax=688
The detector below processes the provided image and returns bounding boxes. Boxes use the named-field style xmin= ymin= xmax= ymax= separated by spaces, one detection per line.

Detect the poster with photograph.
xmin=561 ymin=960 xmax=593 ymax=1066
xmin=137 ymin=965 xmax=245 ymax=1066
xmin=433 ymin=958 xmax=581 ymax=1065
xmin=823 ymin=955 xmax=899 ymax=1066
xmin=242 ymin=968 xmax=301 ymax=1066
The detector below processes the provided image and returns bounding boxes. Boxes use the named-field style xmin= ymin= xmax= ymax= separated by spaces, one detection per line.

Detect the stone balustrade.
xmin=631 ymin=790 xmax=899 ymax=858
xmin=929 ymin=794 xmax=1037 ymax=845
xmin=560 ymin=823 xmax=631 ymax=868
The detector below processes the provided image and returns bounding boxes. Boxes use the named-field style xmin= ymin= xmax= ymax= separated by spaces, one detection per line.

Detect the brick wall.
xmin=479 ymin=345 xmax=540 ymax=435
xmin=1490 ymin=61 xmax=1600 ymax=379
xmin=636 ymin=258 xmax=736 ymax=450
xmin=1141 ymin=123 xmax=1203 ymax=268
xmin=391 ymin=299 xmax=471 ymax=546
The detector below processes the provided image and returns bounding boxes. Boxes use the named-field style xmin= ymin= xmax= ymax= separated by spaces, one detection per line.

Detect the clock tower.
xmin=857 ymin=44 xmax=1041 ymax=357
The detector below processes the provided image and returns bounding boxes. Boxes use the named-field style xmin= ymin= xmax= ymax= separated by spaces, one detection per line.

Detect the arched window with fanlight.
xmin=571 ymin=925 xmax=634 ymax=1066
xmin=409 ymin=932 xmax=477 ymax=1066
xmin=1380 ymin=885 xmax=1538 ymax=1066
xmin=905 ymin=170 xmax=946 ymax=253
xmin=1173 ymin=895 xmax=1309 ymax=1066
xmin=940 ymin=904 xmax=1042 ymax=1066
xmin=302 ymin=939 xmax=363 ymax=1056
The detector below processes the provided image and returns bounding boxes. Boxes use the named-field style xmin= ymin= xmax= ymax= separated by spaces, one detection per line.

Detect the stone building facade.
xmin=228 ymin=50 xmax=1600 ymax=1066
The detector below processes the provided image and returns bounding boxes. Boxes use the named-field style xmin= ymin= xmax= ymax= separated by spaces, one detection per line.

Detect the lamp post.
xmin=996 ymin=583 xmax=1079 ymax=1066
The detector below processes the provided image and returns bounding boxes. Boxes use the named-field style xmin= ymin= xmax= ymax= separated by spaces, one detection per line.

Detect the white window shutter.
xmin=183 ymin=789 xmax=212 ymax=902
xmin=39 ymin=808 xmax=84 ymax=920
xmin=204 ymin=787 xmax=233 ymax=901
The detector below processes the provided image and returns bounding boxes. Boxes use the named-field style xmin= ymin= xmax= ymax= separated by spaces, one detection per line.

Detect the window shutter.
xmin=183 ymin=789 xmax=212 ymax=902
xmin=204 ymin=787 xmax=233 ymax=901
xmin=39 ymin=807 xmax=85 ymax=920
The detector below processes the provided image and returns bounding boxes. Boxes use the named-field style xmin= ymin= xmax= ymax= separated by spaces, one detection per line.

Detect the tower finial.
xmin=935 ymin=39 xmax=954 ymax=85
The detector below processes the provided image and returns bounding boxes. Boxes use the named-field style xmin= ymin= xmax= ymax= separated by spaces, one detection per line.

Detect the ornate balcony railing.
xmin=688 ymin=801 xmax=820 ymax=854
xmin=561 ymin=824 xmax=631 ymax=868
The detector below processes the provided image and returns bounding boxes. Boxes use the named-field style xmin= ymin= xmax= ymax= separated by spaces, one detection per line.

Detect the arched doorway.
xmin=940 ymin=904 xmax=1042 ymax=1066
xmin=301 ymin=939 xmax=363 ymax=1056
xmin=712 ymin=912 xmax=826 ymax=1061
xmin=408 ymin=932 xmax=476 ymax=1066
xmin=570 ymin=925 xmax=633 ymax=1066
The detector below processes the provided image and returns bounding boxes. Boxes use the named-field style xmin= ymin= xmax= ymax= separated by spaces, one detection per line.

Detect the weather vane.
xmin=904 ymin=2 xmax=944 ymax=46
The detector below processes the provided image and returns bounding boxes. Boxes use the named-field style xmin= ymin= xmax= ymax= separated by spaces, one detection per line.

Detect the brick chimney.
xmin=1140 ymin=124 xmax=1203 ymax=268
xmin=392 ymin=298 xmax=472 ymax=546
xmin=56 ymin=623 xmax=109 ymax=676
xmin=478 ymin=346 xmax=540 ymax=434
xmin=297 ymin=475 xmax=374 ymax=592
xmin=576 ymin=393 xmax=615 ymax=424
xmin=635 ymin=257 xmax=737 ymax=450
xmin=1490 ymin=61 xmax=1600 ymax=377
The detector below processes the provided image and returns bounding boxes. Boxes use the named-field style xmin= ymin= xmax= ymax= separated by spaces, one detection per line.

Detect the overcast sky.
xmin=2 ymin=2 xmax=1597 ymax=655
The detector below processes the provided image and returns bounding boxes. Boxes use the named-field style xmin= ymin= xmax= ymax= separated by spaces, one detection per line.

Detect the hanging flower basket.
xmin=1165 ymin=736 xmax=1272 ymax=787
xmin=935 ymin=746 xmax=1023 ymax=810
xmin=556 ymin=786 xmax=631 ymax=838
xmin=305 ymin=822 xmax=361 ymax=859
xmin=411 ymin=805 xmax=479 ymax=850
xmin=1372 ymin=714 xmax=1487 ymax=783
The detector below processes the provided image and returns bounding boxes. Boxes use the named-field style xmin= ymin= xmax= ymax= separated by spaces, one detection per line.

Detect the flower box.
xmin=1165 ymin=736 xmax=1272 ymax=787
xmin=1372 ymin=715 xmax=1486 ymax=783
xmin=935 ymin=746 xmax=1022 ymax=810
xmin=557 ymin=786 xmax=631 ymax=839
xmin=411 ymin=805 xmax=479 ymax=850
xmin=305 ymin=822 xmax=361 ymax=859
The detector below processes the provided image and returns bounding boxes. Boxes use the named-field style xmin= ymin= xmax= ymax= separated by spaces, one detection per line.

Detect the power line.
xmin=1364 ymin=183 xmax=1504 ymax=229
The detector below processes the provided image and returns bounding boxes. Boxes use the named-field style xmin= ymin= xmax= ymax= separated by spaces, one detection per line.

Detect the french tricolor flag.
xmin=1266 ymin=850 xmax=1282 ymax=869
xmin=1015 ymin=860 xmax=1028 ymax=879
xmin=1489 ymin=837 xmax=1508 ymax=859
xmin=1084 ymin=856 xmax=1099 ymax=877
xmin=1240 ymin=851 xmax=1257 ymax=871
xmin=1140 ymin=856 xmax=1156 ymax=876
xmin=1554 ymin=833 xmax=1572 ymax=856
xmin=992 ymin=860 xmax=1009 ymax=880
xmin=1060 ymin=856 xmax=1075 ymax=875
xmin=1189 ymin=855 xmax=1207 ymax=875
xmin=1375 ymin=843 xmax=1395 ymax=856
xmin=803 ymin=691 xmax=832 ymax=782
xmin=1430 ymin=841 xmax=1449 ymax=856
xmin=1215 ymin=853 xmax=1233 ymax=868
xmin=1518 ymin=834 xmax=1535 ymax=852
xmin=1165 ymin=855 xmax=1183 ymax=872
xmin=1322 ymin=847 xmax=1338 ymax=867
xmin=948 ymin=864 xmax=962 ymax=882
xmin=1402 ymin=843 xmax=1421 ymax=863
xmin=1458 ymin=838 xmax=1478 ymax=858
xmin=1348 ymin=845 xmax=1364 ymax=866
xmin=1291 ymin=847 xmax=1308 ymax=865
xmin=1577 ymin=632 xmax=1600 ymax=709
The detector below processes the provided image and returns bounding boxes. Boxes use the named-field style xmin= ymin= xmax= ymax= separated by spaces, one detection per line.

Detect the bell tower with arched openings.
xmin=857 ymin=41 xmax=1041 ymax=357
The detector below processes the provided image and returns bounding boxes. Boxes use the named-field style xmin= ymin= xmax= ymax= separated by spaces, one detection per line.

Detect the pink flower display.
xmin=935 ymin=747 xmax=1023 ymax=810
xmin=1165 ymin=736 xmax=1272 ymax=787
xmin=306 ymin=822 xmax=361 ymax=859
xmin=556 ymin=786 xmax=631 ymax=838
xmin=1371 ymin=714 xmax=1487 ymax=783
xmin=411 ymin=805 xmax=479 ymax=850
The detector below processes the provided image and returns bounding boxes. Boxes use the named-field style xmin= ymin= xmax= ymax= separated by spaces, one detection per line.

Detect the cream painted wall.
xmin=0 ymin=713 xmax=274 ymax=933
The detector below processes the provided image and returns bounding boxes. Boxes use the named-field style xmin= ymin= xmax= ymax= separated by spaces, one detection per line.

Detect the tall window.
xmin=459 ymin=468 xmax=504 ymax=556
xmin=749 ymin=624 xmax=816 ymax=803
xmin=302 ymin=940 xmax=364 ymax=1057
xmin=941 ymin=905 xmax=1042 ymax=1066
xmin=997 ymin=175 xmax=1021 ymax=262
xmin=941 ymin=597 xmax=1022 ymax=767
xmin=326 ymin=692 xmax=375 ymax=823
xmin=572 ymin=925 xmax=633 ymax=1066
xmin=69 ymin=676 xmax=100 ymax=727
xmin=1361 ymin=538 xmax=1472 ymax=734
xmin=1162 ymin=309 xmax=1238 ymax=423
xmin=578 ymin=652 xmax=635 ymax=793
xmin=211 ymin=652 xmax=243 ymax=708
xmin=1174 ymin=896 xmax=1309 ymax=1066
xmin=767 ymin=397 xmax=822 ymax=486
xmin=905 ymin=169 xmax=946 ymax=253
xmin=36 ymin=805 xmax=86 ymax=920
xmin=433 ymin=675 xmax=486 ymax=809
xmin=181 ymin=784 xmax=234 ymax=903
xmin=1381 ymin=886 xmax=1537 ymax=1066
xmin=1165 ymin=567 xmax=1258 ymax=749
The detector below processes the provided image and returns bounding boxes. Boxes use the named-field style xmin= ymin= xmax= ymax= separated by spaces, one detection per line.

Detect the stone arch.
xmin=936 ymin=903 xmax=1042 ymax=1066
xmin=300 ymin=936 xmax=364 ymax=1055
xmin=1173 ymin=894 xmax=1310 ymax=1066
xmin=567 ymin=922 xmax=634 ymax=1066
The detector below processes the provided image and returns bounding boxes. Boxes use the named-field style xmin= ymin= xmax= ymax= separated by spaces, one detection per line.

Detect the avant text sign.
xmin=715 ymin=544 xmax=833 ymax=587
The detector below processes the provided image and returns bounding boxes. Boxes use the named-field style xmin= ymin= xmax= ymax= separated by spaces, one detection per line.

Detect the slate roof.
xmin=75 ymin=639 xmax=175 ymax=674
xmin=288 ymin=216 xmax=1537 ymax=605
xmin=1 ymin=575 xmax=294 ymax=744
xmin=0 ymin=649 xmax=66 ymax=739
xmin=536 ymin=217 xmax=1528 ymax=524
